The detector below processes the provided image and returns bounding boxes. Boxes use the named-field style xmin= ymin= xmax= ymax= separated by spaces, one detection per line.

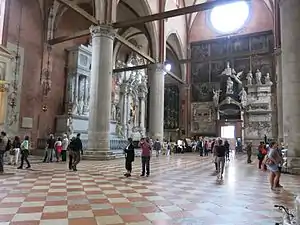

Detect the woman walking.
xmin=265 ymin=142 xmax=282 ymax=191
xmin=17 ymin=136 xmax=31 ymax=169
xmin=10 ymin=136 xmax=21 ymax=166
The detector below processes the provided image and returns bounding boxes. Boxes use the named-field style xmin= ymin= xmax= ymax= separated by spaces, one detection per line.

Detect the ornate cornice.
xmin=90 ymin=25 xmax=116 ymax=40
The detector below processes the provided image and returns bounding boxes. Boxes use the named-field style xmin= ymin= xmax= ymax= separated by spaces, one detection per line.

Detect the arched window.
xmin=210 ymin=1 xmax=250 ymax=34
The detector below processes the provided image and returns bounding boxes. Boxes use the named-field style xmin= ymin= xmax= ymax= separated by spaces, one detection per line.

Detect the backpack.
xmin=5 ymin=139 xmax=11 ymax=152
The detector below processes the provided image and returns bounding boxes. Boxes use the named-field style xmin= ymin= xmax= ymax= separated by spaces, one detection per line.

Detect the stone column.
xmin=139 ymin=92 xmax=147 ymax=136
xmin=275 ymin=49 xmax=283 ymax=142
xmin=148 ymin=63 xmax=165 ymax=141
xmin=85 ymin=25 xmax=115 ymax=160
xmin=280 ymin=0 xmax=300 ymax=173
xmin=120 ymin=84 xmax=128 ymax=137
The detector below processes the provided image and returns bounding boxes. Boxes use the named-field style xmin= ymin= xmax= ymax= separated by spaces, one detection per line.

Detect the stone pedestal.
xmin=280 ymin=0 xmax=300 ymax=173
xmin=148 ymin=64 xmax=165 ymax=141
xmin=84 ymin=25 xmax=116 ymax=160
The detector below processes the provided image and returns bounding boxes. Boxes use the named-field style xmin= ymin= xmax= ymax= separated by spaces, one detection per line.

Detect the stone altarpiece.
xmin=190 ymin=31 xmax=276 ymax=144
xmin=56 ymin=45 xmax=148 ymax=151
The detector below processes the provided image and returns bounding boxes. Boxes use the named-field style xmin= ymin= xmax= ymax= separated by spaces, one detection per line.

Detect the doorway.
xmin=221 ymin=125 xmax=235 ymax=139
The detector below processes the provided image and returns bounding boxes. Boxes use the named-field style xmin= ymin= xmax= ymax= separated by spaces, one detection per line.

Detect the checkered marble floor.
xmin=0 ymin=153 xmax=299 ymax=225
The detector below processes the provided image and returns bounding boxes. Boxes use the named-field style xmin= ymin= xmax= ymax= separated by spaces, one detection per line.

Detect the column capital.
xmin=90 ymin=25 xmax=115 ymax=40
xmin=148 ymin=63 xmax=165 ymax=74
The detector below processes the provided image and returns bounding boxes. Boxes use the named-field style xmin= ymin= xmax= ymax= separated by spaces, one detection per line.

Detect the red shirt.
xmin=140 ymin=141 xmax=151 ymax=157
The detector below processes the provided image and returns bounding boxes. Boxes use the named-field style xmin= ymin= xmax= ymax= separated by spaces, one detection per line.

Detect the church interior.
xmin=0 ymin=0 xmax=300 ymax=224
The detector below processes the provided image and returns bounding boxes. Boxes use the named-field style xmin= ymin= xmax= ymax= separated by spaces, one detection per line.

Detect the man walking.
xmin=0 ymin=131 xmax=8 ymax=174
xmin=72 ymin=133 xmax=82 ymax=171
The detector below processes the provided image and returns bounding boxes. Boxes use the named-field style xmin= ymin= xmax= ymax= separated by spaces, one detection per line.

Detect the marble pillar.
xmin=139 ymin=92 xmax=146 ymax=135
xmin=280 ymin=0 xmax=300 ymax=173
xmin=148 ymin=64 xmax=165 ymax=141
xmin=276 ymin=50 xmax=283 ymax=142
xmin=85 ymin=25 xmax=115 ymax=160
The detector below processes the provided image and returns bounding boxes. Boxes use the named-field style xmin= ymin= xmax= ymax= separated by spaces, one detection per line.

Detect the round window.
xmin=210 ymin=1 xmax=250 ymax=34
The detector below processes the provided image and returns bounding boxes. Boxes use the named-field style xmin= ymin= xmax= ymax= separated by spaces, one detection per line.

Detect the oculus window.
xmin=210 ymin=1 xmax=250 ymax=34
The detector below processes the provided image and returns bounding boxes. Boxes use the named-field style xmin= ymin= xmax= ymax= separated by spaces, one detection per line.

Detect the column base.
xmin=287 ymin=157 xmax=300 ymax=174
xmin=83 ymin=149 xmax=116 ymax=160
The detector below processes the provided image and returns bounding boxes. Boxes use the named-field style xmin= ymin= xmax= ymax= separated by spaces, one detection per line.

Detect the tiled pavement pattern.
xmin=0 ymin=154 xmax=299 ymax=225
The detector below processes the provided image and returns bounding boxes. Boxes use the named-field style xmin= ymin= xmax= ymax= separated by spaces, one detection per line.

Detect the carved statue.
xmin=255 ymin=69 xmax=262 ymax=85
xmin=78 ymin=96 xmax=84 ymax=115
xmin=239 ymin=88 xmax=247 ymax=107
xmin=116 ymin=106 xmax=121 ymax=122
xmin=129 ymin=103 xmax=136 ymax=123
xmin=264 ymin=73 xmax=273 ymax=85
xmin=212 ymin=89 xmax=221 ymax=107
xmin=111 ymin=103 xmax=116 ymax=120
xmin=116 ymin=123 xmax=124 ymax=137
xmin=246 ymin=71 xmax=253 ymax=85
xmin=226 ymin=77 xmax=234 ymax=94
xmin=221 ymin=62 xmax=242 ymax=84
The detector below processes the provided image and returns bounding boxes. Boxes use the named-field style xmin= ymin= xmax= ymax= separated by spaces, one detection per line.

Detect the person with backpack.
xmin=0 ymin=131 xmax=9 ymax=173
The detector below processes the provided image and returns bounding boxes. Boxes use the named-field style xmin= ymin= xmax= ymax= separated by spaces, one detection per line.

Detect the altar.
xmin=55 ymin=45 xmax=148 ymax=152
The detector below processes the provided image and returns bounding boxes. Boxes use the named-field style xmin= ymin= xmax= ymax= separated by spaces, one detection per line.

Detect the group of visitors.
xmin=44 ymin=133 xmax=83 ymax=171
xmin=123 ymin=137 xmax=156 ymax=178
xmin=0 ymin=131 xmax=31 ymax=173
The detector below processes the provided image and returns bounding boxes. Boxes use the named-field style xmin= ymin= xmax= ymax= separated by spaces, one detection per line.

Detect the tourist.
xmin=68 ymin=136 xmax=76 ymax=170
xmin=61 ymin=134 xmax=69 ymax=162
xmin=18 ymin=136 xmax=31 ymax=169
xmin=204 ymin=140 xmax=208 ymax=156
xmin=212 ymin=139 xmax=218 ymax=173
xmin=246 ymin=142 xmax=252 ymax=163
xmin=153 ymin=139 xmax=161 ymax=157
xmin=197 ymin=138 xmax=203 ymax=156
xmin=9 ymin=136 xmax=21 ymax=166
xmin=44 ymin=134 xmax=55 ymax=163
xmin=265 ymin=142 xmax=282 ymax=191
xmin=140 ymin=137 xmax=151 ymax=177
xmin=216 ymin=139 xmax=226 ymax=180
xmin=257 ymin=142 xmax=267 ymax=169
xmin=276 ymin=143 xmax=284 ymax=188
xmin=166 ymin=141 xmax=171 ymax=156
xmin=54 ymin=137 xmax=62 ymax=162
xmin=0 ymin=131 xmax=8 ymax=173
xmin=224 ymin=140 xmax=230 ymax=161
xmin=124 ymin=138 xmax=135 ymax=177
xmin=71 ymin=133 xmax=82 ymax=171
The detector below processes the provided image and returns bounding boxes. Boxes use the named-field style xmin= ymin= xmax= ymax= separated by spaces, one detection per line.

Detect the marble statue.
xmin=239 ymin=88 xmax=247 ymax=107
xmin=246 ymin=71 xmax=253 ymax=85
xmin=129 ymin=103 xmax=136 ymax=123
xmin=111 ymin=103 xmax=116 ymax=121
xmin=212 ymin=89 xmax=221 ymax=107
xmin=264 ymin=73 xmax=273 ymax=85
xmin=116 ymin=106 xmax=121 ymax=122
xmin=221 ymin=62 xmax=242 ymax=84
xmin=226 ymin=77 xmax=234 ymax=94
xmin=116 ymin=123 xmax=124 ymax=137
xmin=78 ymin=96 xmax=84 ymax=115
xmin=255 ymin=69 xmax=262 ymax=85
